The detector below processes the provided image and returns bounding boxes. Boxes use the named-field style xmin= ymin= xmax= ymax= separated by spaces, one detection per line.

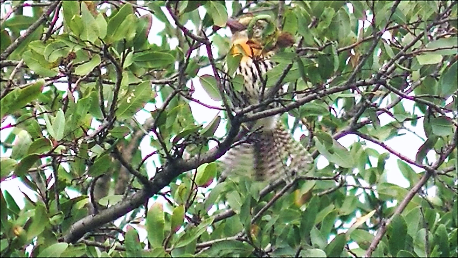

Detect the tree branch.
xmin=0 ymin=1 xmax=60 ymax=60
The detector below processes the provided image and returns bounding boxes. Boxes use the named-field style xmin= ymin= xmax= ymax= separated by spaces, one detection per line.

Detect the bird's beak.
xmin=226 ymin=18 xmax=247 ymax=32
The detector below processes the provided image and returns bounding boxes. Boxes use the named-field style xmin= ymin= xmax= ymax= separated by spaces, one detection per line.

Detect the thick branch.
xmin=63 ymin=116 xmax=242 ymax=244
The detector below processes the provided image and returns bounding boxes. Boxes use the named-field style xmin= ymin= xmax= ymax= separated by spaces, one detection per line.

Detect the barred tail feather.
xmin=272 ymin=122 xmax=313 ymax=179
xmin=252 ymin=129 xmax=285 ymax=181
xmin=220 ymin=121 xmax=313 ymax=182
xmin=220 ymin=142 xmax=255 ymax=178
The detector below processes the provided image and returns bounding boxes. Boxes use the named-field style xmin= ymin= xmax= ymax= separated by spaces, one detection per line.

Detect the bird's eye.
xmin=252 ymin=21 xmax=267 ymax=38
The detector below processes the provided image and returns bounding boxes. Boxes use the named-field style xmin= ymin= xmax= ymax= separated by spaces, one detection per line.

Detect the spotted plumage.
xmin=220 ymin=15 xmax=312 ymax=181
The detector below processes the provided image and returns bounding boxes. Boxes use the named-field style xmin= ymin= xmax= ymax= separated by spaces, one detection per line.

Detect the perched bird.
xmin=220 ymin=14 xmax=313 ymax=182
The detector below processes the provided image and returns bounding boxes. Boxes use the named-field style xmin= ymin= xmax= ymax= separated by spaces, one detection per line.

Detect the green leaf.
xmin=434 ymin=224 xmax=449 ymax=257
xmin=80 ymin=3 xmax=98 ymax=43
xmin=201 ymin=115 xmax=221 ymax=138
xmin=377 ymin=152 xmax=390 ymax=174
xmin=53 ymin=109 xmax=66 ymax=141
xmin=27 ymin=138 xmax=52 ymax=155
xmin=49 ymin=211 xmax=64 ymax=226
xmin=11 ymin=130 xmax=32 ymax=160
xmin=120 ymin=14 xmax=138 ymax=43
xmin=265 ymin=63 xmax=301 ymax=88
xmin=416 ymin=136 xmax=437 ymax=164
xmin=300 ymin=249 xmax=327 ymax=257
xmin=425 ymin=37 xmax=458 ymax=55
xmin=22 ymin=50 xmax=58 ymax=77
xmin=1 ymin=29 xmax=11 ymax=53
xmin=320 ymin=210 xmax=338 ymax=237
xmin=299 ymin=102 xmax=329 ymax=117
xmin=0 ymin=193 xmax=8 ymax=234
xmin=397 ymin=160 xmax=419 ymax=186
xmin=14 ymin=154 xmax=39 ymax=177
xmin=116 ymin=81 xmax=152 ymax=119
xmin=377 ymin=182 xmax=410 ymax=201
xmin=282 ymin=9 xmax=298 ymax=35
xmin=125 ymin=226 xmax=142 ymax=257
xmin=315 ymin=131 xmax=333 ymax=149
xmin=70 ymin=95 xmax=92 ymax=129
xmin=1 ymin=80 xmax=44 ymax=118
xmin=74 ymin=54 xmax=101 ymax=75
xmin=17 ymin=79 xmax=44 ymax=108
xmin=132 ymin=51 xmax=175 ymax=68
xmin=133 ymin=14 xmax=152 ymax=50
xmin=226 ymin=191 xmax=242 ymax=213
xmin=88 ymin=91 xmax=104 ymax=119
xmin=332 ymin=9 xmax=350 ymax=41
xmin=430 ymin=116 xmax=455 ymax=136
xmin=204 ymin=182 xmax=227 ymax=211
xmin=199 ymin=75 xmax=221 ymax=101
xmin=43 ymin=40 xmax=70 ymax=63
xmin=44 ymin=113 xmax=55 ymax=140
xmin=239 ymin=196 xmax=252 ymax=231
xmin=123 ymin=52 xmax=134 ymax=69
xmin=203 ymin=240 xmax=253 ymax=257
xmin=69 ymin=14 xmax=84 ymax=37
xmin=388 ymin=214 xmax=408 ymax=255
xmin=148 ymin=2 xmax=168 ymax=23
xmin=187 ymin=1 xmax=204 ymax=14
xmin=175 ymin=217 xmax=214 ymax=248
xmin=146 ymin=202 xmax=165 ymax=247
xmin=438 ymin=61 xmax=457 ymax=97
xmin=109 ymin=126 xmax=131 ymax=138
xmin=453 ymin=200 xmax=458 ymax=228
xmin=145 ymin=248 xmax=169 ymax=257
xmin=98 ymin=195 xmax=123 ymax=206
xmin=1 ymin=158 xmax=17 ymax=178
xmin=27 ymin=203 xmax=49 ymax=241
xmin=226 ymin=53 xmax=242 ymax=76
xmin=205 ymin=1 xmax=228 ymax=27
xmin=301 ymin=196 xmax=319 ymax=240
xmin=94 ymin=13 xmax=107 ymax=39
xmin=405 ymin=207 xmax=422 ymax=237
xmin=62 ymin=1 xmax=80 ymax=32
xmin=416 ymin=53 xmax=442 ymax=65
xmin=3 ymin=15 xmax=36 ymax=33
xmin=172 ymin=125 xmax=202 ymax=144
xmin=350 ymin=229 xmax=374 ymax=250
xmin=314 ymin=204 xmax=335 ymax=226
xmin=414 ymin=229 xmax=428 ymax=257
xmin=231 ymin=74 xmax=244 ymax=92
xmin=383 ymin=42 xmax=396 ymax=58
xmin=37 ymin=243 xmax=68 ymax=257
xmin=324 ymin=233 xmax=346 ymax=257
xmin=106 ymin=3 xmax=134 ymax=43
xmin=171 ymin=205 xmax=185 ymax=233
xmin=296 ymin=57 xmax=309 ymax=85
xmin=60 ymin=245 xmax=87 ymax=257
xmin=87 ymin=154 xmax=111 ymax=177
xmin=314 ymin=137 xmax=354 ymax=168
xmin=397 ymin=250 xmax=416 ymax=257
xmin=339 ymin=195 xmax=358 ymax=215
xmin=3 ymin=190 xmax=20 ymax=215
xmin=196 ymin=162 xmax=217 ymax=187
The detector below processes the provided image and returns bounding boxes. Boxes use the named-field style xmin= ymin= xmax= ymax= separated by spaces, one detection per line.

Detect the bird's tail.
xmin=221 ymin=122 xmax=313 ymax=181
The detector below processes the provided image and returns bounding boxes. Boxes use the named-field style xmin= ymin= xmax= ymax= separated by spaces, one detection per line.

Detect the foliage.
xmin=0 ymin=1 xmax=457 ymax=257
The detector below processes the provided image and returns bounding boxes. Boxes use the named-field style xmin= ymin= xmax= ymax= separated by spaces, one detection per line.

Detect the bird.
xmin=220 ymin=14 xmax=313 ymax=182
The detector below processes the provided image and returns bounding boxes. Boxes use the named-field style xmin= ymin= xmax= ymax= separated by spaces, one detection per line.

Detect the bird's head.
xmin=226 ymin=14 xmax=295 ymax=60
